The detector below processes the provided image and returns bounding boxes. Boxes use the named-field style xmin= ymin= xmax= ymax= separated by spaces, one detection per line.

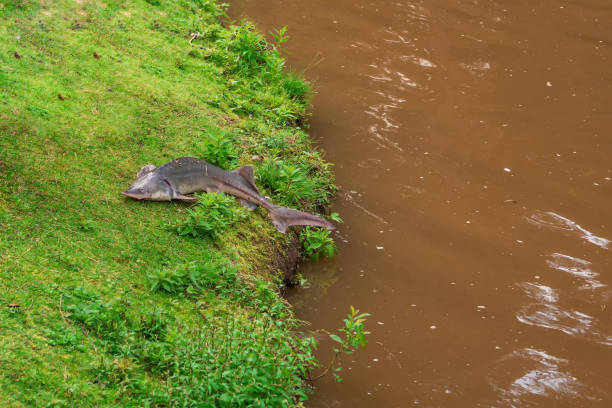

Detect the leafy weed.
xmin=174 ymin=192 xmax=248 ymax=239
xmin=147 ymin=256 xmax=238 ymax=296
xmin=256 ymin=159 xmax=328 ymax=208
xmin=300 ymin=227 xmax=337 ymax=261
xmin=195 ymin=127 xmax=239 ymax=169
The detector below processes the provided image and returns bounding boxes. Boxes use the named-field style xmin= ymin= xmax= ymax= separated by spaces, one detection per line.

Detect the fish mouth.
xmin=121 ymin=190 xmax=146 ymax=200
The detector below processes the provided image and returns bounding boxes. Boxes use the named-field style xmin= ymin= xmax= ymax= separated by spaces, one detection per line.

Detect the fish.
xmin=122 ymin=157 xmax=335 ymax=234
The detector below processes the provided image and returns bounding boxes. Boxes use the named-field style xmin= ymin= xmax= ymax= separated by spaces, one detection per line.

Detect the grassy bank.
xmin=0 ymin=0 xmax=338 ymax=406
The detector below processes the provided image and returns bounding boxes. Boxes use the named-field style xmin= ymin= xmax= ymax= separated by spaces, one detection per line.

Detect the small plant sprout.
xmin=271 ymin=26 xmax=289 ymax=51
xmin=329 ymin=212 xmax=343 ymax=223
xmin=298 ymin=274 xmax=310 ymax=288
xmin=333 ymin=306 xmax=371 ymax=353
xmin=307 ymin=306 xmax=371 ymax=382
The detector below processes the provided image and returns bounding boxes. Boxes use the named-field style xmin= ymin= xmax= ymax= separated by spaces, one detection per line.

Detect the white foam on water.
xmin=516 ymin=282 xmax=559 ymax=303
xmin=546 ymin=253 xmax=608 ymax=291
xmin=516 ymin=253 xmax=611 ymax=346
xmin=488 ymin=348 xmax=604 ymax=406
xmin=517 ymin=303 xmax=611 ymax=346
xmin=527 ymin=211 xmax=610 ymax=250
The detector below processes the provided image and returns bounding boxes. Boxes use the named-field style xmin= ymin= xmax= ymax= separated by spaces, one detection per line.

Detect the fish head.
xmin=122 ymin=172 xmax=173 ymax=201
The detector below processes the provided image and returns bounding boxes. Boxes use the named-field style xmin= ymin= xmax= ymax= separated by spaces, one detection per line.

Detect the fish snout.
xmin=122 ymin=188 xmax=146 ymax=200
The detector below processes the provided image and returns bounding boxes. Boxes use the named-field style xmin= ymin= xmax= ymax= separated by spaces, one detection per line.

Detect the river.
xmin=230 ymin=1 xmax=612 ymax=406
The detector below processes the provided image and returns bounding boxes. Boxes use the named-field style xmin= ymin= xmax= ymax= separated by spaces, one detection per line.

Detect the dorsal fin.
xmin=234 ymin=165 xmax=260 ymax=194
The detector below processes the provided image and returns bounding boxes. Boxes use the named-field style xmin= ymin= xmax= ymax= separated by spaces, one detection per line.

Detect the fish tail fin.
xmin=268 ymin=205 xmax=335 ymax=234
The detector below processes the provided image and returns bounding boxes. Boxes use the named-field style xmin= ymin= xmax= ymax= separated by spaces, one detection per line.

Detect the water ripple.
xmin=516 ymin=253 xmax=611 ymax=346
xmin=527 ymin=211 xmax=610 ymax=249
xmin=516 ymin=303 xmax=612 ymax=346
xmin=547 ymin=253 xmax=608 ymax=291
xmin=488 ymin=348 xmax=604 ymax=406
xmin=516 ymin=282 xmax=559 ymax=303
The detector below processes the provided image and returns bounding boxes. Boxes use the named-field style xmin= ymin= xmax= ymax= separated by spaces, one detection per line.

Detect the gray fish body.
xmin=122 ymin=157 xmax=335 ymax=233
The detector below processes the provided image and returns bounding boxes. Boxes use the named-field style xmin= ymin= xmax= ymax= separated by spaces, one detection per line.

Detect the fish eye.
xmin=139 ymin=188 xmax=144 ymax=192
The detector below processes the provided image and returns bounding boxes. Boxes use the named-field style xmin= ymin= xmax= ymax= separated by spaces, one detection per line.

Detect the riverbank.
xmin=0 ymin=1 xmax=335 ymax=406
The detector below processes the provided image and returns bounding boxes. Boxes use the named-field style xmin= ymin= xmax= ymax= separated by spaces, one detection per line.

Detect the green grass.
xmin=0 ymin=0 xmax=337 ymax=406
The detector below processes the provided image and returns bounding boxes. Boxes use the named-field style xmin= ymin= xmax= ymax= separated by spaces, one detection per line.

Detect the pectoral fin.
xmin=238 ymin=198 xmax=258 ymax=210
xmin=174 ymin=194 xmax=199 ymax=202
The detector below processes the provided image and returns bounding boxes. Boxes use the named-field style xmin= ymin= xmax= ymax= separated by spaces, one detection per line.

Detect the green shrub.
xmin=227 ymin=24 xmax=276 ymax=77
xmin=56 ymin=280 xmax=319 ymax=407
xmin=256 ymin=159 xmax=330 ymax=208
xmin=148 ymin=257 xmax=238 ymax=296
xmin=43 ymin=323 xmax=84 ymax=352
xmin=300 ymin=227 xmax=337 ymax=261
xmin=136 ymin=309 xmax=170 ymax=340
xmin=201 ymin=21 xmax=310 ymax=126
xmin=147 ymin=258 xmax=289 ymax=319
xmin=145 ymin=267 xmax=187 ymax=295
xmin=61 ymin=287 xmax=127 ymax=343
xmin=154 ymin=312 xmax=317 ymax=407
xmin=54 ymin=275 xmax=370 ymax=405
xmin=195 ymin=128 xmax=239 ymax=169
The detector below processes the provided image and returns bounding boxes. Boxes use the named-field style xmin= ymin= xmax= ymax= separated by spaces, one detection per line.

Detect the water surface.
xmin=230 ymin=1 xmax=612 ymax=406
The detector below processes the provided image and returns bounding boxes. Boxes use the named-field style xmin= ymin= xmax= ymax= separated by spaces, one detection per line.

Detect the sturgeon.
xmin=122 ymin=157 xmax=335 ymax=233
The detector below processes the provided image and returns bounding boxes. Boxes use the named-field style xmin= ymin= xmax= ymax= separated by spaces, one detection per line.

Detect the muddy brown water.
xmin=230 ymin=1 xmax=612 ymax=406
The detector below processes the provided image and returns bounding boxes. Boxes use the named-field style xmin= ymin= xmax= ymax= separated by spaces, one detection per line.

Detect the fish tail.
xmin=268 ymin=205 xmax=335 ymax=234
